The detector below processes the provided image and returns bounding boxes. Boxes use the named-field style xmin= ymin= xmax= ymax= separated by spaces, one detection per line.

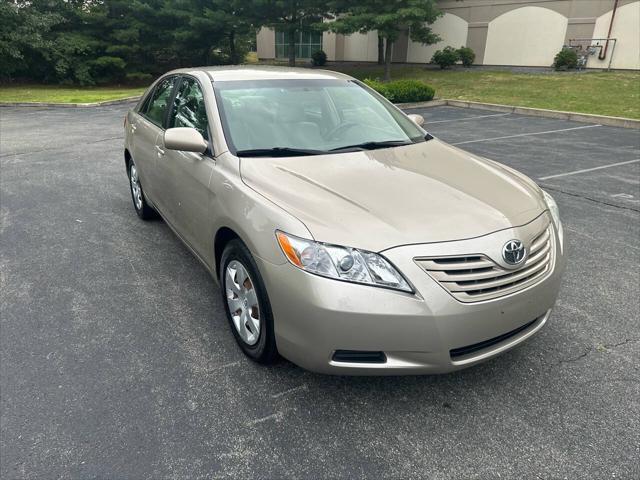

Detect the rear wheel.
xmin=128 ymin=160 xmax=156 ymax=220
xmin=220 ymin=240 xmax=277 ymax=364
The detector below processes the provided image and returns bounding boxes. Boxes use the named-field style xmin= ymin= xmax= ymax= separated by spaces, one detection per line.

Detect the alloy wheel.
xmin=130 ymin=164 xmax=143 ymax=210
xmin=225 ymin=260 xmax=261 ymax=345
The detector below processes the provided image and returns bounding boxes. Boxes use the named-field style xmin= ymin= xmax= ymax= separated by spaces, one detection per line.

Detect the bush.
xmin=386 ymin=80 xmax=435 ymax=103
xmin=363 ymin=78 xmax=391 ymax=99
xmin=457 ymin=46 xmax=475 ymax=67
xmin=125 ymin=72 xmax=153 ymax=85
xmin=311 ymin=50 xmax=327 ymax=66
xmin=364 ymin=78 xmax=435 ymax=103
xmin=431 ymin=46 xmax=459 ymax=69
xmin=89 ymin=56 xmax=126 ymax=84
xmin=553 ymin=48 xmax=578 ymax=70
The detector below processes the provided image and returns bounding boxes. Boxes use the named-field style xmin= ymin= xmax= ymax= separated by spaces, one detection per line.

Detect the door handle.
xmin=156 ymin=145 xmax=165 ymax=156
xmin=130 ymin=123 xmax=137 ymax=132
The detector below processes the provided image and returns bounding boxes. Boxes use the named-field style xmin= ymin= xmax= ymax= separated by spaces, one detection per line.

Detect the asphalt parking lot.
xmin=1 ymin=103 xmax=638 ymax=479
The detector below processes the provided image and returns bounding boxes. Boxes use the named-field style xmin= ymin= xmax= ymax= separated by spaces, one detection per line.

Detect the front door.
xmin=160 ymin=76 xmax=216 ymax=260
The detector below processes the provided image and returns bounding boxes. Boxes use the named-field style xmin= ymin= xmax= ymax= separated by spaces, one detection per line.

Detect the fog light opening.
xmin=332 ymin=350 xmax=387 ymax=364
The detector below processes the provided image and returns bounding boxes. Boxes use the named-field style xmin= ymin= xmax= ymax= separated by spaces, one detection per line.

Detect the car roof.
xmin=166 ymin=65 xmax=353 ymax=82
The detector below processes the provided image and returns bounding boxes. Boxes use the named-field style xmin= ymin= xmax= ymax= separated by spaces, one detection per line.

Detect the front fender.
xmin=208 ymin=152 xmax=312 ymax=282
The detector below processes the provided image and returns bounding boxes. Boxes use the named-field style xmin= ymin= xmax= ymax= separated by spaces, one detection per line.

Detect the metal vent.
xmin=415 ymin=227 xmax=553 ymax=303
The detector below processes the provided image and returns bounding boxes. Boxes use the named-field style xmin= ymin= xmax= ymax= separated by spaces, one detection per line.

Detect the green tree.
xmin=328 ymin=0 xmax=441 ymax=80
xmin=174 ymin=0 xmax=257 ymax=65
xmin=0 ymin=1 xmax=63 ymax=80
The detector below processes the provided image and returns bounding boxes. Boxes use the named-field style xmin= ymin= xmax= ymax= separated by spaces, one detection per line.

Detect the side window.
xmin=168 ymin=77 xmax=210 ymax=140
xmin=142 ymin=76 xmax=176 ymax=127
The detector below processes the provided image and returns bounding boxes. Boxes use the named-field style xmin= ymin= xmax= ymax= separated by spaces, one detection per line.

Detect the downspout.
xmin=599 ymin=0 xmax=619 ymax=60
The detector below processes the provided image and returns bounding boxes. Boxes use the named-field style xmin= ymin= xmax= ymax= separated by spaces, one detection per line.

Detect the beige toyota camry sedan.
xmin=124 ymin=66 xmax=565 ymax=375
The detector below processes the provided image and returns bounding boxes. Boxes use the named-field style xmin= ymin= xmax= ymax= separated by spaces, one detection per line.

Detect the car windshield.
xmin=213 ymin=79 xmax=426 ymax=156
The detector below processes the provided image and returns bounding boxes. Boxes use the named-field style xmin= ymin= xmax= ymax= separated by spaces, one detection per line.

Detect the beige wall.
xmin=256 ymin=27 xmax=275 ymax=59
xmin=483 ymin=6 xmax=568 ymax=66
xmin=323 ymin=31 xmax=338 ymax=61
xmin=342 ymin=31 xmax=379 ymax=62
xmin=406 ymin=13 xmax=469 ymax=63
xmin=255 ymin=1 xmax=640 ymax=70
xmin=587 ymin=1 xmax=640 ymax=69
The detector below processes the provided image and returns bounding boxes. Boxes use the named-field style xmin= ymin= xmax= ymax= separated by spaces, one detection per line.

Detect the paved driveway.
xmin=1 ymin=104 xmax=638 ymax=479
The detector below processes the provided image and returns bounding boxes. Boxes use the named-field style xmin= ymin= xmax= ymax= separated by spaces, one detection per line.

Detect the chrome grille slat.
xmin=530 ymin=229 xmax=550 ymax=254
xmin=526 ymin=241 xmax=550 ymax=265
xmin=419 ymin=257 xmax=494 ymax=271
xmin=443 ymin=253 xmax=550 ymax=291
xmin=415 ymin=226 xmax=554 ymax=302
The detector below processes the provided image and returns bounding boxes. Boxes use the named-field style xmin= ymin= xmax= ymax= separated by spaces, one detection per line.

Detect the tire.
xmin=128 ymin=159 xmax=157 ymax=220
xmin=220 ymin=239 xmax=278 ymax=364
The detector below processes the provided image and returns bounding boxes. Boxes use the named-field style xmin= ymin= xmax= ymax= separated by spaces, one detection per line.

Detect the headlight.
xmin=542 ymin=190 xmax=560 ymax=227
xmin=543 ymin=190 xmax=564 ymax=251
xmin=276 ymin=231 xmax=413 ymax=293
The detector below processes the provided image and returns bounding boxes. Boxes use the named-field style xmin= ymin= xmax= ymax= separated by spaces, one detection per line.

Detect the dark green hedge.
xmin=364 ymin=79 xmax=435 ymax=103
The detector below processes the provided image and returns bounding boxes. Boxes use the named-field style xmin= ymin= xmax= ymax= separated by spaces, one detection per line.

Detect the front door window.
xmin=169 ymin=77 xmax=210 ymax=141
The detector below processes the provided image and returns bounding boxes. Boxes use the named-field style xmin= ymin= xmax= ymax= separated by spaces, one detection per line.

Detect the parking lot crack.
xmin=539 ymin=185 xmax=640 ymax=213
xmin=0 ymin=136 xmax=122 ymax=158
xmin=555 ymin=339 xmax=639 ymax=365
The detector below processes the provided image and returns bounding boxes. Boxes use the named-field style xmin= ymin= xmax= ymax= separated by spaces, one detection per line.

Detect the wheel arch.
xmin=124 ymin=148 xmax=132 ymax=171
xmin=214 ymin=226 xmax=243 ymax=279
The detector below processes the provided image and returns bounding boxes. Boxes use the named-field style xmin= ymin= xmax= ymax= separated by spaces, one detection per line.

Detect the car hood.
xmin=240 ymin=139 xmax=546 ymax=252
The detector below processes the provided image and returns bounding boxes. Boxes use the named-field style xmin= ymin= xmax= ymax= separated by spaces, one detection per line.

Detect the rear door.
xmin=160 ymin=75 xmax=216 ymax=258
xmin=131 ymin=75 xmax=178 ymax=212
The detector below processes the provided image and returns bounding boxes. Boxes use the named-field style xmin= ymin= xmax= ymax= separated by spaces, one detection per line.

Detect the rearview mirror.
xmin=164 ymin=127 xmax=207 ymax=154
xmin=407 ymin=114 xmax=424 ymax=127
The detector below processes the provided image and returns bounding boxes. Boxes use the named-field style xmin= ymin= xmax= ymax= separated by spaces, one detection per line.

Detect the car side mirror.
xmin=407 ymin=114 xmax=424 ymax=126
xmin=164 ymin=127 xmax=207 ymax=154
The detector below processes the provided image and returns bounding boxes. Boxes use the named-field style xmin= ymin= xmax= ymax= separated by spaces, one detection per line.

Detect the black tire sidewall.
xmin=219 ymin=240 xmax=277 ymax=363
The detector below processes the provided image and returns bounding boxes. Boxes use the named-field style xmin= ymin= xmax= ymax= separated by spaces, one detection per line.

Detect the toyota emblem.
xmin=502 ymin=239 xmax=526 ymax=265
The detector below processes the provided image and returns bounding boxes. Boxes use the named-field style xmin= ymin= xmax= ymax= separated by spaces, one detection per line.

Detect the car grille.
xmin=415 ymin=227 xmax=553 ymax=303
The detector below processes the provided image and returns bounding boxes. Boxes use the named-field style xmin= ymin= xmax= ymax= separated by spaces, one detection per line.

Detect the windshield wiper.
xmin=236 ymin=147 xmax=327 ymax=157
xmin=329 ymin=140 xmax=414 ymax=152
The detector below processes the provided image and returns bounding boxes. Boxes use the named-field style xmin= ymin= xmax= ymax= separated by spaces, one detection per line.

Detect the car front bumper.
xmin=255 ymin=213 xmax=566 ymax=375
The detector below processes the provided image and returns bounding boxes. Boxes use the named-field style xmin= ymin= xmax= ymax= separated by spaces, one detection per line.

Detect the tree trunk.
xmin=287 ymin=26 xmax=296 ymax=67
xmin=377 ymin=36 xmax=384 ymax=65
xmin=229 ymin=30 xmax=237 ymax=64
xmin=384 ymin=39 xmax=393 ymax=81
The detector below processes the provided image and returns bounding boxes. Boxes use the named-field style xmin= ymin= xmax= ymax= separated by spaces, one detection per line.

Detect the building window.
xmin=275 ymin=29 xmax=322 ymax=59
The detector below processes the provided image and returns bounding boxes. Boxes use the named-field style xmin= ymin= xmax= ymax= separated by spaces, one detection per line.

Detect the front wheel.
xmin=128 ymin=160 xmax=156 ymax=220
xmin=220 ymin=240 xmax=277 ymax=364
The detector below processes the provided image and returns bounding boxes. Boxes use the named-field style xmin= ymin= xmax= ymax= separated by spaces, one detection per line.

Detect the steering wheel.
xmin=324 ymin=121 xmax=359 ymax=141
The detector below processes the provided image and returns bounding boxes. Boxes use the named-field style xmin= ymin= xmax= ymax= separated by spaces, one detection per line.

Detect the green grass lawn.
xmin=2 ymin=67 xmax=639 ymax=119
xmin=330 ymin=65 xmax=640 ymax=119
xmin=0 ymin=85 xmax=145 ymax=104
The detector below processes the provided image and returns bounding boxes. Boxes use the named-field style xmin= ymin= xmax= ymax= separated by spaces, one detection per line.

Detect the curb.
xmin=0 ymin=95 xmax=141 ymax=108
xmin=400 ymin=99 xmax=640 ymax=129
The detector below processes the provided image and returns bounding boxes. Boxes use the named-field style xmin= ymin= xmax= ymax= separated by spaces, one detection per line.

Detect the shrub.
xmin=125 ymin=72 xmax=153 ymax=85
xmin=457 ymin=46 xmax=475 ymax=67
xmin=364 ymin=78 xmax=435 ymax=103
xmin=386 ymin=80 xmax=435 ymax=103
xmin=89 ymin=56 xmax=126 ymax=84
xmin=431 ymin=46 xmax=459 ymax=69
xmin=311 ymin=50 xmax=327 ymax=66
xmin=553 ymin=48 xmax=578 ymax=70
xmin=363 ymin=78 xmax=393 ymax=100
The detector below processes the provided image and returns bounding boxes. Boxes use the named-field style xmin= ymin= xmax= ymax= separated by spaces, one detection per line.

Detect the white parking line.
xmin=451 ymin=124 xmax=601 ymax=146
xmin=426 ymin=113 xmax=512 ymax=124
xmin=539 ymin=159 xmax=640 ymax=180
